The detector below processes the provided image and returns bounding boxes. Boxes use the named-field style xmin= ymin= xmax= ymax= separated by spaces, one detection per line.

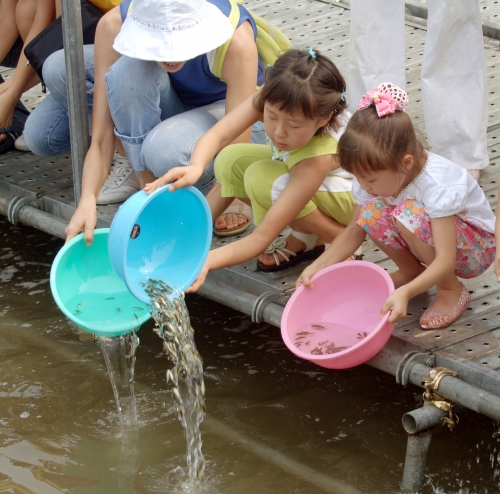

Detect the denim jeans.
xmin=23 ymin=46 xmax=95 ymax=156
xmin=0 ymin=74 xmax=30 ymax=135
xmin=105 ymin=56 xmax=266 ymax=195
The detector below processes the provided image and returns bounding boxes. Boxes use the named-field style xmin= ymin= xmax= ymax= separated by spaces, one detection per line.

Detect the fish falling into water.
xmin=143 ymin=279 xmax=206 ymax=480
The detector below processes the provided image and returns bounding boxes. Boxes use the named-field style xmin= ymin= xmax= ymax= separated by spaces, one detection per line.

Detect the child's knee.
xmin=214 ymin=144 xmax=242 ymax=182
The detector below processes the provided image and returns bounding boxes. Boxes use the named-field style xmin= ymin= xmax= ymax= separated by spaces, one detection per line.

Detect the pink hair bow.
xmin=358 ymin=82 xmax=409 ymax=117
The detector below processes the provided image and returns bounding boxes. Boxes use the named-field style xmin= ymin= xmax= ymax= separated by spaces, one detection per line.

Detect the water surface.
xmin=1 ymin=218 xmax=499 ymax=493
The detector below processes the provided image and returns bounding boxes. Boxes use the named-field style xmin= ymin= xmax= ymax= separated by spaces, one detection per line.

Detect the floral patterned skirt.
xmin=357 ymin=198 xmax=496 ymax=279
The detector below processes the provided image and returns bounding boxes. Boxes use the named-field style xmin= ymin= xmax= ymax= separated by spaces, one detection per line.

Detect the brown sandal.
xmin=214 ymin=202 xmax=253 ymax=237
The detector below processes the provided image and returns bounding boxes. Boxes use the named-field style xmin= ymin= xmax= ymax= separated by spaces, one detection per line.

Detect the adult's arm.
xmin=221 ymin=19 xmax=259 ymax=144
xmin=0 ymin=0 xmax=21 ymax=64
xmin=0 ymin=0 xmax=55 ymax=128
xmin=65 ymin=6 xmax=122 ymax=244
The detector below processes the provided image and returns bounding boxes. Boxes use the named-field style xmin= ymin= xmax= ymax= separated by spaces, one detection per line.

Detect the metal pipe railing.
xmin=0 ymin=196 xmax=67 ymax=238
xmin=60 ymin=0 xmax=90 ymax=204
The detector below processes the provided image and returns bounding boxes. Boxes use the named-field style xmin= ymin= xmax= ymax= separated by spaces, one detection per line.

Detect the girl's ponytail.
xmin=254 ymin=48 xmax=347 ymax=135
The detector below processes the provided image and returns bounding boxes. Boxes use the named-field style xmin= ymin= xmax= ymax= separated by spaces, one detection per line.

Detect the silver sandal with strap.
xmin=256 ymin=230 xmax=325 ymax=272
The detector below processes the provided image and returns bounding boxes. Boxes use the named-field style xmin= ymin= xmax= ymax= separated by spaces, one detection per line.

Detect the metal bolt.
xmin=425 ymin=358 xmax=434 ymax=367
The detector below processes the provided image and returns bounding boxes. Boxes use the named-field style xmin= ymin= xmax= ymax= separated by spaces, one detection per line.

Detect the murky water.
xmin=1 ymin=218 xmax=500 ymax=493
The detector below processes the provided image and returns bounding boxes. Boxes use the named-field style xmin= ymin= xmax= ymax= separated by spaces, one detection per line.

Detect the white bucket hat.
xmin=113 ymin=0 xmax=234 ymax=62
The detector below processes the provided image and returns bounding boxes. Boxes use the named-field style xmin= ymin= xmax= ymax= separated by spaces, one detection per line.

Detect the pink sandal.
xmin=419 ymin=284 xmax=471 ymax=330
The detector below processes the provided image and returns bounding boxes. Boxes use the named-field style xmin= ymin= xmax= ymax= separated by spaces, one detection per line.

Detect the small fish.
xmin=312 ymin=324 xmax=326 ymax=330
xmin=77 ymin=303 xmax=82 ymax=308
xmin=166 ymin=369 xmax=174 ymax=383
xmin=133 ymin=307 xmax=144 ymax=311
xmin=74 ymin=309 xmax=81 ymax=314
xmin=172 ymin=387 xmax=181 ymax=401
xmin=296 ymin=331 xmax=312 ymax=336
xmin=116 ymin=307 xmax=121 ymax=312
xmin=133 ymin=313 xmax=138 ymax=320
xmin=324 ymin=345 xmax=349 ymax=354
xmin=105 ymin=297 xmax=115 ymax=300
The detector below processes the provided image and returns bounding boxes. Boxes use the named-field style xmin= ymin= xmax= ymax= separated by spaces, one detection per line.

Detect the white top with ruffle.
xmin=351 ymin=152 xmax=496 ymax=233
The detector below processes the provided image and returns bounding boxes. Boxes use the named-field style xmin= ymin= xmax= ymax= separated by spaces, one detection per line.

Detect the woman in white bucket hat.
xmin=63 ymin=0 xmax=269 ymax=244
xmin=107 ymin=0 xmax=266 ymax=188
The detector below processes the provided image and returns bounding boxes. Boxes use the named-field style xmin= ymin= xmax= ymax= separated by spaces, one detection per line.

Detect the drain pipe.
xmin=400 ymin=405 xmax=449 ymax=493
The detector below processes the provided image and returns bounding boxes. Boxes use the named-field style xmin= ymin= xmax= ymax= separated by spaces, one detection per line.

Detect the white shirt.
xmin=352 ymin=153 xmax=496 ymax=233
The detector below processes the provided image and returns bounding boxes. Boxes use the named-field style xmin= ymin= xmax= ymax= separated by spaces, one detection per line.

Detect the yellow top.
xmin=88 ymin=0 xmax=122 ymax=13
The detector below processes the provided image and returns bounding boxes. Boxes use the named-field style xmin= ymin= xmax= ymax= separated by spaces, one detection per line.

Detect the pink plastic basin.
xmin=281 ymin=261 xmax=395 ymax=369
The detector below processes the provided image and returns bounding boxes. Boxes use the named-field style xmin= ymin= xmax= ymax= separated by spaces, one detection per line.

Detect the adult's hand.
xmin=144 ymin=166 xmax=204 ymax=194
xmin=65 ymin=200 xmax=97 ymax=246
xmin=0 ymin=91 xmax=16 ymax=129
xmin=495 ymin=253 xmax=500 ymax=283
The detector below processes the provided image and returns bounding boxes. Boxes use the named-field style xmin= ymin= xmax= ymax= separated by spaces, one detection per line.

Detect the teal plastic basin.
xmin=50 ymin=229 xmax=151 ymax=337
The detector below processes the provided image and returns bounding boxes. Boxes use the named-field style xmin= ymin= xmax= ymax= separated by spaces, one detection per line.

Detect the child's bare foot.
xmin=214 ymin=200 xmax=252 ymax=237
xmin=420 ymin=282 xmax=470 ymax=329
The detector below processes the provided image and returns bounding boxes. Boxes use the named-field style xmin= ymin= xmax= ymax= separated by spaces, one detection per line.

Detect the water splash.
xmin=144 ymin=279 xmax=206 ymax=480
xmin=98 ymin=332 xmax=140 ymax=429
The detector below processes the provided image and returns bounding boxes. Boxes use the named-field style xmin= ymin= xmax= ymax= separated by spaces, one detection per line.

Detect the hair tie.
xmin=307 ymin=47 xmax=317 ymax=59
xmin=340 ymin=91 xmax=346 ymax=103
xmin=358 ymin=82 xmax=409 ymax=117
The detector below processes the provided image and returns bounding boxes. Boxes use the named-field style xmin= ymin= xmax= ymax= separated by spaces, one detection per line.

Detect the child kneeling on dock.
xmin=146 ymin=48 xmax=356 ymax=278
xmin=298 ymin=83 xmax=496 ymax=330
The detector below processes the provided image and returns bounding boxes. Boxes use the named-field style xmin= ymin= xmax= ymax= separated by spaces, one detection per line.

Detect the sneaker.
xmin=14 ymin=134 xmax=31 ymax=152
xmin=97 ymin=153 xmax=140 ymax=205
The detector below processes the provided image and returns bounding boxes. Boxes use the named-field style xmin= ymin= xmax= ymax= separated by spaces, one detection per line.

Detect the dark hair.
xmin=338 ymin=106 xmax=428 ymax=176
xmin=253 ymin=48 xmax=346 ymax=135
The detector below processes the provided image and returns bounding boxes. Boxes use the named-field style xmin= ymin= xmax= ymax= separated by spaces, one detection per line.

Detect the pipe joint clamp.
xmin=7 ymin=195 xmax=40 ymax=225
xmin=422 ymin=367 xmax=459 ymax=431
xmin=252 ymin=291 xmax=292 ymax=323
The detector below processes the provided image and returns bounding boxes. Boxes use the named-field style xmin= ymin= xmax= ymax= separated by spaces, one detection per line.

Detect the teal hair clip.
xmin=340 ymin=91 xmax=346 ymax=102
xmin=307 ymin=47 xmax=317 ymax=59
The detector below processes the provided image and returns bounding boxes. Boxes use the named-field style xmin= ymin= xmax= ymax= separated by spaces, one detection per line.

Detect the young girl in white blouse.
xmin=298 ymin=83 xmax=496 ymax=330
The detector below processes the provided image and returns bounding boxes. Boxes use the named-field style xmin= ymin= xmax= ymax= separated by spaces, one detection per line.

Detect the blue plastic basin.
xmin=108 ymin=185 xmax=212 ymax=304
